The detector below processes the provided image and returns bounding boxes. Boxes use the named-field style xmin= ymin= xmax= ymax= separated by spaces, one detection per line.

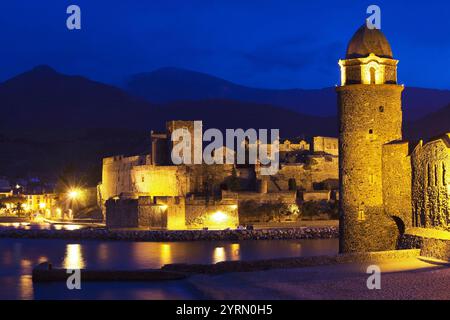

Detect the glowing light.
xmin=63 ymin=244 xmax=85 ymax=269
xmin=211 ymin=211 xmax=227 ymax=223
xmin=19 ymin=275 xmax=33 ymax=300
xmin=230 ymin=243 xmax=241 ymax=260
xmin=160 ymin=243 xmax=172 ymax=266
xmin=229 ymin=204 xmax=238 ymax=210
xmin=159 ymin=204 xmax=168 ymax=210
xmin=39 ymin=202 xmax=46 ymax=209
xmin=213 ymin=247 xmax=226 ymax=264
xmin=68 ymin=189 xmax=80 ymax=200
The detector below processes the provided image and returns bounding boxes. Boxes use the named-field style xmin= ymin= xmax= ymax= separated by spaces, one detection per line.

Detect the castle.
xmin=338 ymin=25 xmax=450 ymax=253
xmin=99 ymin=120 xmax=339 ymax=229
xmin=98 ymin=24 xmax=449 ymax=248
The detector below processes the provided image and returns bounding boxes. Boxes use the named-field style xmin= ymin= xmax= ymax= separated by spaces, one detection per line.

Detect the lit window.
xmin=358 ymin=207 xmax=365 ymax=221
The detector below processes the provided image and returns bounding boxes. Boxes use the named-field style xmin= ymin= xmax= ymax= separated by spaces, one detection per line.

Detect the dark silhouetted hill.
xmin=1 ymin=65 xmax=447 ymax=181
xmin=0 ymin=65 xmax=153 ymax=130
xmin=0 ymin=66 xmax=336 ymax=180
xmin=405 ymin=104 xmax=450 ymax=140
xmin=126 ymin=67 xmax=450 ymax=121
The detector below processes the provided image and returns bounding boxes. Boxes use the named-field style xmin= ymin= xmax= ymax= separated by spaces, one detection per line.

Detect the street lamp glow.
xmin=68 ymin=189 xmax=80 ymax=200
xmin=211 ymin=211 xmax=227 ymax=223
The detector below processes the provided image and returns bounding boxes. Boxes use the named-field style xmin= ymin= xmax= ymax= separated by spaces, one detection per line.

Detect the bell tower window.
xmin=370 ymin=67 xmax=376 ymax=84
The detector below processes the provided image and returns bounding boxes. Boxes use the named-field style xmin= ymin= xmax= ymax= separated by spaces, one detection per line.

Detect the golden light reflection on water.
xmin=38 ymin=256 xmax=48 ymax=264
xmin=213 ymin=247 xmax=226 ymax=264
xmin=63 ymin=244 xmax=85 ymax=269
xmin=131 ymin=242 xmax=174 ymax=268
xmin=20 ymin=259 xmax=32 ymax=270
xmin=98 ymin=243 xmax=109 ymax=262
xmin=230 ymin=243 xmax=240 ymax=260
xmin=160 ymin=243 xmax=172 ymax=266
xmin=19 ymin=275 xmax=33 ymax=300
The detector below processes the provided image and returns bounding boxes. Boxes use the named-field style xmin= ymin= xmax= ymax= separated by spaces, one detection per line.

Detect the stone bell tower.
xmin=337 ymin=25 xmax=404 ymax=253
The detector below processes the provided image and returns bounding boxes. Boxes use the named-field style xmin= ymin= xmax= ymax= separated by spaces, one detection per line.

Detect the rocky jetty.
xmin=0 ymin=226 xmax=338 ymax=242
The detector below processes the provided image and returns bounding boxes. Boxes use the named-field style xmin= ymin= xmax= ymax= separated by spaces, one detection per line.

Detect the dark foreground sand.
xmin=189 ymin=258 xmax=450 ymax=300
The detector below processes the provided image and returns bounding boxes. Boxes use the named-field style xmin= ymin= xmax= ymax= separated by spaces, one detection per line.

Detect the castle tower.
xmin=337 ymin=25 xmax=404 ymax=252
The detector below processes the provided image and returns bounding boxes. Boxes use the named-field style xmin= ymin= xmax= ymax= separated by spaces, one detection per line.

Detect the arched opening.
xmin=288 ymin=178 xmax=297 ymax=191
xmin=391 ymin=216 xmax=405 ymax=235
xmin=369 ymin=67 xmax=376 ymax=84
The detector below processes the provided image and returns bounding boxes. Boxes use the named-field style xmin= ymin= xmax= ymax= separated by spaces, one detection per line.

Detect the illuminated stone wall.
xmin=166 ymin=120 xmax=202 ymax=164
xmin=186 ymin=164 xmax=234 ymax=195
xmin=411 ymin=134 xmax=450 ymax=230
xmin=132 ymin=165 xmax=189 ymax=197
xmin=382 ymin=141 xmax=412 ymax=229
xmin=312 ymin=136 xmax=339 ymax=156
xmin=266 ymin=155 xmax=338 ymax=192
xmin=136 ymin=196 xmax=186 ymax=230
xmin=100 ymin=155 xmax=151 ymax=202
xmin=337 ymin=83 xmax=404 ymax=253
xmin=105 ymin=195 xmax=238 ymax=230
xmin=228 ymin=190 xmax=297 ymax=204
xmin=185 ymin=198 xmax=239 ymax=230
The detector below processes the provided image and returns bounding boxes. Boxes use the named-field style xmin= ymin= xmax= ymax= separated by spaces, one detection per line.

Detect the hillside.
xmin=125 ymin=67 xmax=450 ymax=121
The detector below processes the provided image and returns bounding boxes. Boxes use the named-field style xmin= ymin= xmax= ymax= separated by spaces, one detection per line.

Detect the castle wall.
xmin=187 ymin=164 xmax=234 ymax=194
xmin=303 ymin=190 xmax=331 ymax=202
xmin=105 ymin=198 xmax=138 ymax=228
xmin=266 ymin=156 xmax=338 ymax=192
xmin=279 ymin=140 xmax=310 ymax=152
xmin=166 ymin=120 xmax=202 ymax=164
xmin=411 ymin=135 xmax=450 ymax=230
xmin=226 ymin=190 xmax=297 ymax=204
xmin=100 ymin=155 xmax=151 ymax=203
xmin=185 ymin=198 xmax=239 ymax=229
xmin=132 ymin=165 xmax=189 ymax=197
xmin=312 ymin=136 xmax=339 ymax=156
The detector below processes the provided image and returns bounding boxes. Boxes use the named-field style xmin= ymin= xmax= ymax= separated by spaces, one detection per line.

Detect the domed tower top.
xmin=346 ymin=25 xmax=393 ymax=59
xmin=339 ymin=25 xmax=398 ymax=86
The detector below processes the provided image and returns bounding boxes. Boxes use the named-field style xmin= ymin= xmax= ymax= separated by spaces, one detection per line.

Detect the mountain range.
xmin=0 ymin=65 xmax=448 ymax=181
xmin=126 ymin=67 xmax=450 ymax=121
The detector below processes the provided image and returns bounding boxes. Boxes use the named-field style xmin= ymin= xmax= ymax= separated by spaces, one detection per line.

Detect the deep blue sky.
xmin=0 ymin=1 xmax=449 ymax=89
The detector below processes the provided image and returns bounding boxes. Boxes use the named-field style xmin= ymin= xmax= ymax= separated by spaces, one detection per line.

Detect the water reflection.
xmin=230 ymin=243 xmax=240 ymax=260
xmin=97 ymin=243 xmax=109 ymax=263
xmin=63 ymin=244 xmax=85 ymax=269
xmin=160 ymin=243 xmax=172 ymax=266
xmin=0 ymin=238 xmax=338 ymax=299
xmin=213 ymin=247 xmax=226 ymax=264
xmin=19 ymin=275 xmax=33 ymax=300
xmin=0 ymin=223 xmax=87 ymax=231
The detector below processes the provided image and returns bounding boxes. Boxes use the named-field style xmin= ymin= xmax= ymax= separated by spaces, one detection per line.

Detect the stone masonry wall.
xmin=411 ymin=135 xmax=450 ymax=230
xmin=185 ymin=199 xmax=239 ymax=229
xmin=266 ymin=156 xmax=338 ymax=192
xmin=382 ymin=141 xmax=412 ymax=229
xmin=105 ymin=198 xmax=138 ymax=228
xmin=338 ymin=84 xmax=404 ymax=253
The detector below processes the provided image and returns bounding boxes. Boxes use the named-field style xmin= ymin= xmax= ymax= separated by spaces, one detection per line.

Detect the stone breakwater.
xmin=0 ymin=226 xmax=338 ymax=242
xmin=399 ymin=233 xmax=450 ymax=261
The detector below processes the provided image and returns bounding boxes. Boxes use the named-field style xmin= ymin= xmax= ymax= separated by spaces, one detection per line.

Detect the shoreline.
xmin=31 ymin=249 xmax=422 ymax=282
xmin=0 ymin=226 xmax=338 ymax=242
